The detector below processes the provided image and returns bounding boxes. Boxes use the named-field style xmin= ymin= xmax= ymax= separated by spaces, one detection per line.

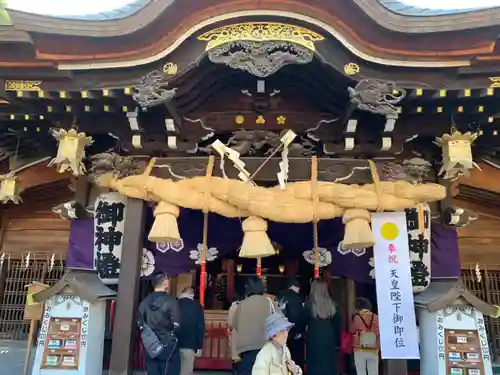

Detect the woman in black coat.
xmin=301 ymin=280 xmax=341 ymax=375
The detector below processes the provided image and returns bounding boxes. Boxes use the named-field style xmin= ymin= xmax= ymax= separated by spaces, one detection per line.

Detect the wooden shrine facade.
xmin=1 ymin=1 xmax=500 ymax=375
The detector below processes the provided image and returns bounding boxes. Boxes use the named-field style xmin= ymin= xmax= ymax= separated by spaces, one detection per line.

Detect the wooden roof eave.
xmin=33 ymin=268 xmax=116 ymax=304
xmin=351 ymin=0 xmax=500 ymax=34
xmin=6 ymin=0 xmax=170 ymax=38
xmin=7 ymin=0 xmax=500 ymax=37
xmin=5 ymin=1 xmax=494 ymax=70
xmin=415 ymin=280 xmax=498 ymax=317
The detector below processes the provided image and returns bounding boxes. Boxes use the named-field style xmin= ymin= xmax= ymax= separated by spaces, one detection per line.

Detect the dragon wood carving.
xmin=348 ymin=79 xmax=406 ymax=118
xmin=132 ymin=70 xmax=177 ymax=109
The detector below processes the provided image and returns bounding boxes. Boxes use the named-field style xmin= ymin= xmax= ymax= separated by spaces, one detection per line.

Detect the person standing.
xmin=138 ymin=273 xmax=181 ymax=375
xmin=350 ymin=297 xmax=379 ymax=375
xmin=177 ymin=287 xmax=205 ymax=375
xmin=233 ymin=277 xmax=275 ymax=375
xmin=276 ymin=279 xmax=305 ymax=369
xmin=252 ymin=313 xmax=302 ymax=375
xmin=227 ymin=295 xmax=242 ymax=375
xmin=301 ymin=280 xmax=341 ymax=375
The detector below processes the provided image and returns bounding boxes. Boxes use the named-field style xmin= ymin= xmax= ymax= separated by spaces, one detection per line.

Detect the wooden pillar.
xmin=285 ymin=259 xmax=297 ymax=278
xmin=346 ymin=279 xmax=356 ymax=324
xmin=226 ymin=259 xmax=235 ymax=301
xmin=73 ymin=176 xmax=90 ymax=208
xmin=384 ymin=359 xmax=407 ymax=375
xmin=109 ymin=198 xmax=146 ymax=375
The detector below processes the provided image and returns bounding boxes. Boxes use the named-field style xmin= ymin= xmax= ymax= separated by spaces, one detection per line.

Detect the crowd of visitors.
xmin=137 ymin=273 xmax=380 ymax=375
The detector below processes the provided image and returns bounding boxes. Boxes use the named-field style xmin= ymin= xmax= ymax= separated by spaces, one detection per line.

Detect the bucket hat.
xmin=265 ymin=312 xmax=294 ymax=340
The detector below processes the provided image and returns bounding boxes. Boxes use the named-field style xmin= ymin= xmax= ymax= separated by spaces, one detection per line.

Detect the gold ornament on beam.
xmin=163 ymin=62 xmax=178 ymax=75
xmin=344 ymin=63 xmax=360 ymax=75
xmin=0 ymin=172 xmax=21 ymax=204
xmin=48 ymin=128 xmax=93 ymax=176
xmin=435 ymin=130 xmax=478 ymax=179
xmin=197 ymin=22 xmax=324 ymax=52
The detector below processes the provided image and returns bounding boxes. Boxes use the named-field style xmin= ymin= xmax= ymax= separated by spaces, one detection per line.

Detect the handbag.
xmin=341 ymin=330 xmax=352 ymax=354
xmin=358 ymin=314 xmax=377 ymax=349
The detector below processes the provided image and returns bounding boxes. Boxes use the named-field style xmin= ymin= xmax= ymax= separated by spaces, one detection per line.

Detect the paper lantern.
xmin=0 ymin=173 xmax=21 ymax=204
xmin=435 ymin=130 xmax=478 ymax=179
xmin=48 ymin=128 xmax=93 ymax=176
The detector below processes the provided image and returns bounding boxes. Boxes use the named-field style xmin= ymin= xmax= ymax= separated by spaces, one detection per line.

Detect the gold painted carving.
xmin=344 ymin=63 xmax=360 ymax=75
xmin=235 ymin=115 xmax=245 ymax=125
xmin=489 ymin=77 xmax=500 ymax=88
xmin=197 ymin=22 xmax=324 ymax=52
xmin=256 ymin=115 xmax=266 ymax=124
xmin=277 ymin=116 xmax=286 ymax=125
xmin=163 ymin=62 xmax=178 ymax=75
xmin=5 ymin=80 xmax=42 ymax=92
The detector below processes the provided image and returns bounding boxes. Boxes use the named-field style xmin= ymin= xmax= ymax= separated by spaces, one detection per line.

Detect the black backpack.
xmin=138 ymin=311 xmax=165 ymax=358
xmin=138 ymin=297 xmax=179 ymax=360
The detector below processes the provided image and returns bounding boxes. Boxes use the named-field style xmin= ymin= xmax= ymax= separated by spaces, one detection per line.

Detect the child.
xmin=252 ymin=313 xmax=302 ymax=375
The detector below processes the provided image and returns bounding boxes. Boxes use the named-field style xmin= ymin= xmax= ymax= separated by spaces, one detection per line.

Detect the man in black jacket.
xmin=177 ymin=287 xmax=205 ymax=375
xmin=138 ymin=273 xmax=181 ymax=375
xmin=277 ymin=278 xmax=305 ymax=369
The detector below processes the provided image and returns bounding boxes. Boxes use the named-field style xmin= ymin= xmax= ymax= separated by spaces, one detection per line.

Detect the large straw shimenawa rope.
xmin=98 ymin=159 xmax=446 ymax=249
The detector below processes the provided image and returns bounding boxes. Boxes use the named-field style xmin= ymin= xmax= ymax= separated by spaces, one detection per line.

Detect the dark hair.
xmin=245 ymin=277 xmax=265 ymax=297
xmin=152 ymin=273 xmax=168 ymax=289
xmin=355 ymin=297 xmax=372 ymax=311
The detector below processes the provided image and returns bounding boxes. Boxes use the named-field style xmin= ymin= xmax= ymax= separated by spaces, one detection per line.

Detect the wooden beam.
xmin=109 ymin=198 xmax=146 ymax=375
xmin=18 ymin=164 xmax=70 ymax=193
xmin=459 ymin=163 xmax=500 ymax=195
xmin=152 ymin=157 xmax=437 ymax=183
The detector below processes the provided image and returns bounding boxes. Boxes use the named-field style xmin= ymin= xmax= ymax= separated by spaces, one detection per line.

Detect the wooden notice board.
xmin=445 ymin=329 xmax=485 ymax=375
xmin=41 ymin=317 xmax=82 ymax=370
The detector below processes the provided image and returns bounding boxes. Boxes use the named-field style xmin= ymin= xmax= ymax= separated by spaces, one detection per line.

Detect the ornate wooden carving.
xmin=348 ymin=79 xmax=406 ymax=119
xmin=207 ymin=41 xmax=314 ymax=77
xmin=132 ymin=70 xmax=177 ymax=109
xmin=146 ymin=156 xmax=437 ymax=183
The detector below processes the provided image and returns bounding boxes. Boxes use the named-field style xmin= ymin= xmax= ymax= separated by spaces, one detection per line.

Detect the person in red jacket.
xmin=350 ymin=297 xmax=379 ymax=375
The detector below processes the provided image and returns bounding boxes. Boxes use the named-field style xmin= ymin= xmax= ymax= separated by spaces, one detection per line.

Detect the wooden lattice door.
xmin=462 ymin=267 xmax=500 ymax=362
xmin=0 ymin=259 xmax=64 ymax=340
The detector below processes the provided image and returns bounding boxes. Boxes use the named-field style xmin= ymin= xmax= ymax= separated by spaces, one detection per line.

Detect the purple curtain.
xmin=66 ymin=208 xmax=461 ymax=281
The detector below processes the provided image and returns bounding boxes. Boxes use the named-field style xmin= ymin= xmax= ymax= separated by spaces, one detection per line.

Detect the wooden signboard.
xmin=41 ymin=317 xmax=82 ymax=370
xmin=24 ymin=282 xmax=49 ymax=321
xmin=445 ymin=329 xmax=485 ymax=375
xmin=23 ymin=282 xmax=50 ymax=375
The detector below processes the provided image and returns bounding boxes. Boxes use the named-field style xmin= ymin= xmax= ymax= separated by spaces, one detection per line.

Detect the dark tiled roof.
xmin=379 ymin=0 xmax=500 ymax=16
xmin=7 ymin=0 xmax=149 ymax=21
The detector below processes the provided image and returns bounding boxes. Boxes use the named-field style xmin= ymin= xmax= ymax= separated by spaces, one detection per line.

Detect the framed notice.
xmin=41 ymin=317 xmax=82 ymax=370
xmin=445 ymin=329 xmax=484 ymax=375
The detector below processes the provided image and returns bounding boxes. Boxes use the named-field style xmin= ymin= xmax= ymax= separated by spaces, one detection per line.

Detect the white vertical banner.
xmin=372 ymin=211 xmax=420 ymax=359
xmin=93 ymin=192 xmax=127 ymax=284
xmin=436 ymin=309 xmax=446 ymax=375
xmin=475 ymin=310 xmax=493 ymax=372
